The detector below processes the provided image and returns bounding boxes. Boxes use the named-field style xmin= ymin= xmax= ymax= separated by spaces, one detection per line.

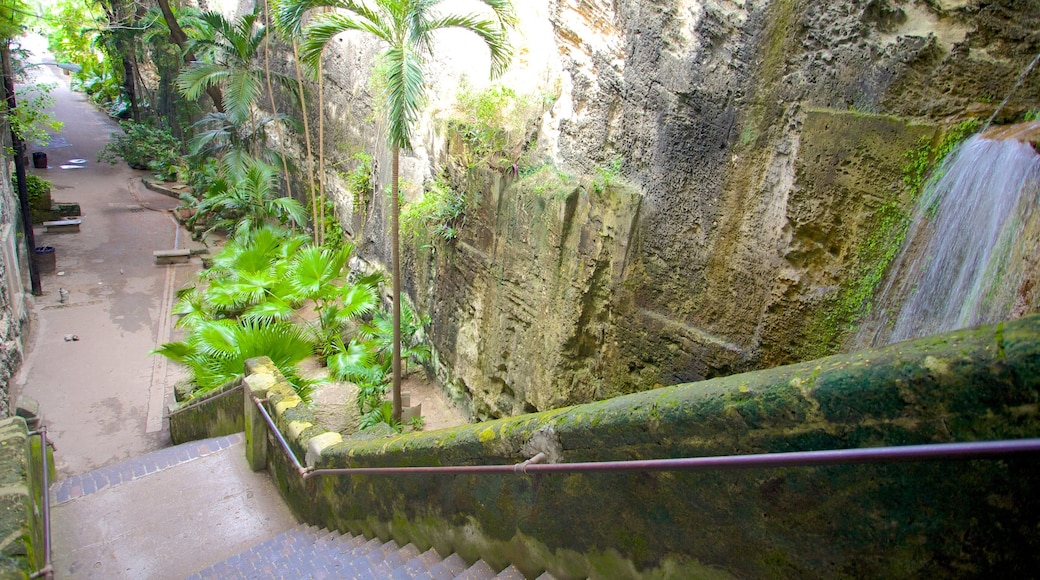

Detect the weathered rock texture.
xmin=0 ymin=417 xmax=46 ymax=577
xmin=0 ymin=152 xmax=29 ymax=418
xmin=261 ymin=0 xmax=1040 ymax=416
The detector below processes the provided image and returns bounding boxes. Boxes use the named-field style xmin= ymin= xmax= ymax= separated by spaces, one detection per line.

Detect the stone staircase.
xmin=187 ymin=524 xmax=549 ymax=579
xmin=48 ymin=434 xmax=555 ymax=579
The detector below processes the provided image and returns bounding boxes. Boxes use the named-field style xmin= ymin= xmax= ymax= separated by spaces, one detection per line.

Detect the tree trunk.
xmin=261 ymin=0 xmax=293 ymax=207
xmin=291 ymin=41 xmax=319 ymax=245
xmin=391 ymin=146 xmax=403 ymax=423
xmin=121 ymin=51 xmax=140 ymax=123
xmin=154 ymin=0 xmax=225 ymax=113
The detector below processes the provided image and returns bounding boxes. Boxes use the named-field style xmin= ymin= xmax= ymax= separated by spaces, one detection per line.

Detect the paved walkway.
xmin=11 ymin=48 xmax=203 ymax=478
xmin=7 ymin=38 xmax=301 ymax=580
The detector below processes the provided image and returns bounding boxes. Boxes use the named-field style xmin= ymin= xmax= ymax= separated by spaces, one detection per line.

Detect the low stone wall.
xmin=0 ymin=417 xmax=48 ymax=578
xmin=168 ymin=380 xmax=245 ymax=445
xmin=247 ymin=315 xmax=1040 ymax=578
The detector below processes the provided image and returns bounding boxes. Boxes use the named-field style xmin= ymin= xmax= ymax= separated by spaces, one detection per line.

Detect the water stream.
xmin=860 ymin=124 xmax=1040 ymax=346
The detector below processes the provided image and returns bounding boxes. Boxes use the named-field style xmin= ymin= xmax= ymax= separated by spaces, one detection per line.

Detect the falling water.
xmin=983 ymin=51 xmax=1040 ymax=131
xmin=862 ymin=124 xmax=1040 ymax=346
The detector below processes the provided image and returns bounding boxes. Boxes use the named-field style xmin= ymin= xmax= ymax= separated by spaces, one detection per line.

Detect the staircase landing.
xmin=51 ymin=434 xmax=298 ymax=579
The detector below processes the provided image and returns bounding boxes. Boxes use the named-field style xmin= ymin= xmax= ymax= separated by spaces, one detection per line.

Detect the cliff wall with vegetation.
xmin=259 ymin=0 xmax=1040 ymax=416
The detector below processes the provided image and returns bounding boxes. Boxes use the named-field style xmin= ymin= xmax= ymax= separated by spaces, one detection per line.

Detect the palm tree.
xmin=176 ymin=8 xmax=300 ymax=151
xmin=286 ymin=243 xmax=380 ymax=358
xmin=196 ymin=156 xmax=309 ymax=238
xmin=279 ymin=0 xmax=515 ymax=421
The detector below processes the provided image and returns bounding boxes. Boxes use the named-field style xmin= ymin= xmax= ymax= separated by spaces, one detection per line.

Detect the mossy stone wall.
xmin=168 ymin=380 xmax=244 ymax=445
xmin=0 ymin=417 xmax=49 ymax=579
xmin=250 ymin=315 xmax=1040 ymax=578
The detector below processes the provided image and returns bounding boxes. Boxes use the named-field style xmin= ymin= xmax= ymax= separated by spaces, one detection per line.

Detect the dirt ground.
xmin=300 ymin=358 xmax=468 ymax=435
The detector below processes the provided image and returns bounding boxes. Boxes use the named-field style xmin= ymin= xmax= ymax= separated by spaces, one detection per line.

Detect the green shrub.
xmin=401 ymin=177 xmax=468 ymax=241
xmin=13 ymin=173 xmax=52 ymax=211
xmin=98 ymin=121 xmax=181 ymax=179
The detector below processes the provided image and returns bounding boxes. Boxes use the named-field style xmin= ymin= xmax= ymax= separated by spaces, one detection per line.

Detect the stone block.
xmin=14 ymin=397 xmax=39 ymax=430
xmin=0 ymin=417 xmax=29 ymax=568
xmin=41 ymin=219 xmax=81 ymax=233
xmin=153 ymin=249 xmax=190 ymax=265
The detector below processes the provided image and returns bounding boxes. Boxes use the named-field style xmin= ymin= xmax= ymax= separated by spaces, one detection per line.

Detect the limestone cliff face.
xmin=0 ymin=153 xmax=28 ymax=417
xmin=287 ymin=0 xmax=1040 ymax=417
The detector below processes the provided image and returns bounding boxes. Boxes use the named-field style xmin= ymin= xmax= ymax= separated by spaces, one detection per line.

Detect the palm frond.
xmin=334 ymin=283 xmax=378 ymax=324
xmin=241 ymin=298 xmax=296 ymax=323
xmin=299 ymin=12 xmax=390 ymax=70
xmin=381 ymin=43 xmax=426 ymax=150
xmin=151 ymin=340 xmax=193 ymax=362
xmin=176 ymin=62 xmax=230 ymax=100
xmin=424 ymin=14 xmax=512 ymax=77
xmin=290 ymin=247 xmax=338 ymax=296
xmin=172 ymin=288 xmax=209 ymax=329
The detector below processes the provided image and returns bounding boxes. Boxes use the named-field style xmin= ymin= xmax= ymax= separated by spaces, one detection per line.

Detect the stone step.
xmin=187 ymin=523 xmax=557 ymax=580
xmin=51 ymin=433 xmax=245 ymax=504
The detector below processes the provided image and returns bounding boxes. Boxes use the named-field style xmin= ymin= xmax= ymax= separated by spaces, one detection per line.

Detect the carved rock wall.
xmin=261 ymin=0 xmax=1040 ymax=416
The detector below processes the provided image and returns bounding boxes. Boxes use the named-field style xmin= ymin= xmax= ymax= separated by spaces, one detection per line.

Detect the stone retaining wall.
xmin=241 ymin=318 xmax=1040 ymax=580
xmin=244 ymin=315 xmax=1040 ymax=578
xmin=168 ymin=380 xmax=245 ymax=445
xmin=0 ymin=417 xmax=47 ymax=578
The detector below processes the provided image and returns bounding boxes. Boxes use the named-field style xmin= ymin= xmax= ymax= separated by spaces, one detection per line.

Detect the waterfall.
xmin=862 ymin=123 xmax=1040 ymax=346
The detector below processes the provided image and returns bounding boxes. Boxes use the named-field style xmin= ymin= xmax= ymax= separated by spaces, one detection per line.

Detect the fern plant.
xmin=154 ymin=318 xmax=316 ymax=400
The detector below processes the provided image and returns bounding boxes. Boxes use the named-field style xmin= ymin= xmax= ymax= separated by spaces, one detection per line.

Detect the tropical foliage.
xmin=155 ymin=226 xmax=386 ymax=402
xmin=193 ymin=156 xmax=307 ymax=237
xmin=34 ymin=0 xmax=491 ymax=433
xmin=2 ymin=83 xmax=63 ymax=152
xmin=97 ymin=121 xmax=182 ymax=179
xmin=177 ymin=8 xmax=299 ymax=158
xmin=280 ymin=0 xmax=515 ymax=420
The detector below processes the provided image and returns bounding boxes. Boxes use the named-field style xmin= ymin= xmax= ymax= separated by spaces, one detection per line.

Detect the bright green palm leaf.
xmin=242 ymin=299 xmax=296 ymax=323
xmin=328 ymin=339 xmax=380 ymax=383
xmin=334 ymin=283 xmax=378 ymax=325
xmin=290 ymin=246 xmax=346 ymax=298
xmin=176 ymin=62 xmax=232 ymax=100
xmin=268 ymin=196 xmax=309 ymax=228
xmin=172 ymin=288 xmax=210 ymax=330
xmin=151 ymin=340 xmax=193 ymax=362
xmin=298 ymin=12 xmax=391 ymax=69
xmin=191 ymin=319 xmax=240 ymax=359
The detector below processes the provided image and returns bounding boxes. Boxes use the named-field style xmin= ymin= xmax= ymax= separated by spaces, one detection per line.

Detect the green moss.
xmin=252 ymin=320 xmax=1040 ymax=578
xmin=798 ymin=118 xmax=981 ymax=358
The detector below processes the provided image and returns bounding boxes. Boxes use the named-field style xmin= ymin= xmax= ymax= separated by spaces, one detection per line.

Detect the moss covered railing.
xmin=235 ymin=316 xmax=1040 ymax=578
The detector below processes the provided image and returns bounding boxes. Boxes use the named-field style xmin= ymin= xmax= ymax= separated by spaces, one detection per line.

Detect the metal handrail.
xmin=251 ymin=395 xmax=1040 ymax=479
xmin=27 ymin=427 xmax=53 ymax=580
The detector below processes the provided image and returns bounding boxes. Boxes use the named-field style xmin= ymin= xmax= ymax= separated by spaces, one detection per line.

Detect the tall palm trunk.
xmin=317 ymin=66 xmax=326 ymax=245
xmin=291 ymin=41 xmax=320 ymax=244
xmin=262 ymin=0 xmax=293 ymax=204
xmin=391 ymin=146 xmax=403 ymax=422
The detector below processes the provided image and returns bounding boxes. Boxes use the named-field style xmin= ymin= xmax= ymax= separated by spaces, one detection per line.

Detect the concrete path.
xmin=11 ymin=45 xmax=202 ymax=478
xmin=51 ymin=435 xmax=297 ymax=579
xmin=8 ymin=36 xmax=300 ymax=580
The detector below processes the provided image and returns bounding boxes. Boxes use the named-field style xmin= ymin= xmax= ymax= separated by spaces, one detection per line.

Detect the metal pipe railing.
xmin=253 ymin=396 xmax=309 ymax=476
xmin=28 ymin=427 xmax=53 ymax=580
xmin=251 ymin=396 xmax=1040 ymax=479
xmin=169 ymin=383 xmax=244 ymax=417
